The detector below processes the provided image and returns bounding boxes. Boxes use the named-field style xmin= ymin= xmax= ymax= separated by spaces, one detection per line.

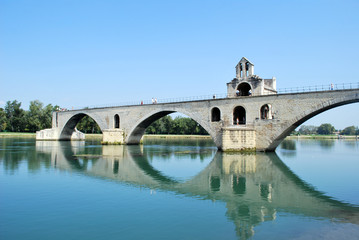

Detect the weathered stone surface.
xmin=102 ymin=129 xmax=125 ymax=144
xmin=36 ymin=128 xmax=84 ymax=140
xmin=221 ymin=127 xmax=256 ymax=151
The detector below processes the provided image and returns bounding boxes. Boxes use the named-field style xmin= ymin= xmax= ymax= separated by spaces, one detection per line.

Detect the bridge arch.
xmin=126 ymin=109 xmax=216 ymax=146
xmin=268 ymin=99 xmax=359 ymax=151
xmin=59 ymin=113 xmax=104 ymax=140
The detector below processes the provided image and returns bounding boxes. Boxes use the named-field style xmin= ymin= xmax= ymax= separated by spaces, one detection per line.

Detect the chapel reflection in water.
xmin=35 ymin=141 xmax=359 ymax=239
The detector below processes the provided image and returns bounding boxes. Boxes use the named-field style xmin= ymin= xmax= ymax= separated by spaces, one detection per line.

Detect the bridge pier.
xmin=220 ymin=127 xmax=256 ymax=151
xmin=102 ymin=129 xmax=125 ymax=144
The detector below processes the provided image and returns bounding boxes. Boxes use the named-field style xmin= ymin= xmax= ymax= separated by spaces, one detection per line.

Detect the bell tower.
xmin=227 ymin=57 xmax=277 ymax=97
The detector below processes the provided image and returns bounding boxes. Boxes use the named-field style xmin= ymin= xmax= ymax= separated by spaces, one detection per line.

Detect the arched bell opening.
xmin=233 ymin=106 xmax=246 ymax=125
xmin=236 ymin=82 xmax=252 ymax=96
xmin=211 ymin=107 xmax=221 ymax=122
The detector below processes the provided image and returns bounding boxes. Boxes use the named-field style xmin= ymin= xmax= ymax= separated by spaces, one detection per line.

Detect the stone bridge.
xmin=36 ymin=57 xmax=359 ymax=151
xmin=35 ymin=141 xmax=359 ymax=239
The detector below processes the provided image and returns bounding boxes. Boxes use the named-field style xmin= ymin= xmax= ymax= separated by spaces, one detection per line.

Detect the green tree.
xmin=26 ymin=100 xmax=43 ymax=132
xmin=76 ymin=116 xmax=101 ymax=133
xmin=5 ymin=100 xmax=26 ymax=132
xmin=145 ymin=115 xmax=208 ymax=135
xmin=317 ymin=123 xmax=335 ymax=135
xmin=25 ymin=100 xmax=57 ymax=132
xmin=0 ymin=108 xmax=7 ymax=131
xmin=40 ymin=104 xmax=58 ymax=129
xmin=298 ymin=125 xmax=318 ymax=135
xmin=341 ymin=126 xmax=358 ymax=135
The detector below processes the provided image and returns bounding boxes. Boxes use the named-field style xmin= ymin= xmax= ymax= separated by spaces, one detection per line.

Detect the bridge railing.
xmin=69 ymin=93 xmax=229 ymax=110
xmin=277 ymin=82 xmax=359 ymax=94
xmin=67 ymin=82 xmax=359 ymax=111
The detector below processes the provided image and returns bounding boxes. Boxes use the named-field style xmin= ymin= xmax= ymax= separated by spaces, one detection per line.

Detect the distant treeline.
xmin=145 ymin=115 xmax=208 ymax=135
xmin=295 ymin=124 xmax=359 ymax=135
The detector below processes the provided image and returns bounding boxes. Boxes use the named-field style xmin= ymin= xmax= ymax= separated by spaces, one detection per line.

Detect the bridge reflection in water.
xmin=36 ymin=141 xmax=359 ymax=239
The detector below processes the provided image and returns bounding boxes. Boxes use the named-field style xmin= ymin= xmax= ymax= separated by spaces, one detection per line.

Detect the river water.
xmin=0 ymin=137 xmax=359 ymax=240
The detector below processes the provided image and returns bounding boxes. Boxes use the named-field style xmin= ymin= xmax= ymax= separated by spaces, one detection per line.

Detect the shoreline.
xmin=287 ymin=135 xmax=358 ymax=139
xmin=1 ymin=132 xmax=357 ymax=140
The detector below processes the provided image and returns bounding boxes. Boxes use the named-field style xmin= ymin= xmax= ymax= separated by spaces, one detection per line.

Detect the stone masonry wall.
xmin=221 ymin=127 xmax=256 ymax=151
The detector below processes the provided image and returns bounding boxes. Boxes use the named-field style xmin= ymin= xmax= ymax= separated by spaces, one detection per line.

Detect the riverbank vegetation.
xmin=293 ymin=123 xmax=359 ymax=136
xmin=0 ymin=100 xmax=57 ymax=132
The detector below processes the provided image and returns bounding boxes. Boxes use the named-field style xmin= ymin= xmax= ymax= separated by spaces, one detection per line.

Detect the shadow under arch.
xmin=269 ymin=100 xmax=359 ymax=150
xmin=60 ymin=113 xmax=103 ymax=139
xmin=126 ymin=110 xmax=215 ymax=145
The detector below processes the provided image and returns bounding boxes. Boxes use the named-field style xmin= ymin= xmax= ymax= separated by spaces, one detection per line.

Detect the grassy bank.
xmin=0 ymin=132 xmax=211 ymax=139
xmin=0 ymin=132 xmax=36 ymax=137
xmin=287 ymin=135 xmax=358 ymax=139
xmin=143 ymin=134 xmax=211 ymax=139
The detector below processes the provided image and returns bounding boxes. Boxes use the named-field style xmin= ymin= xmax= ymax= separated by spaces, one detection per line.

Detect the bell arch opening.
xmin=236 ymin=82 xmax=252 ymax=96
xmin=60 ymin=113 xmax=102 ymax=139
xmin=211 ymin=107 xmax=221 ymax=122
xmin=233 ymin=106 xmax=246 ymax=125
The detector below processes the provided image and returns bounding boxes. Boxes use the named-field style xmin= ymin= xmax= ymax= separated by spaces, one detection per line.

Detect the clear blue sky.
xmin=1 ymin=0 xmax=358 ymax=130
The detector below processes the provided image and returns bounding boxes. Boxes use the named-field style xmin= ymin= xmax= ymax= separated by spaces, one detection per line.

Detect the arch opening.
xmin=60 ymin=113 xmax=102 ymax=139
xmin=260 ymin=104 xmax=272 ymax=120
xmin=114 ymin=114 xmax=120 ymax=128
xmin=76 ymin=115 xmax=102 ymax=134
xmin=145 ymin=113 xmax=209 ymax=135
xmin=233 ymin=106 xmax=246 ymax=125
xmin=245 ymin=62 xmax=249 ymax=77
xmin=211 ymin=107 xmax=221 ymax=122
xmin=236 ymin=82 xmax=252 ymax=96
xmin=127 ymin=111 xmax=214 ymax=145
xmin=239 ymin=63 xmax=243 ymax=78
xmin=268 ymin=101 xmax=359 ymax=151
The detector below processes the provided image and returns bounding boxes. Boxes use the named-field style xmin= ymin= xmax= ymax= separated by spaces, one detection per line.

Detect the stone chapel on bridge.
xmin=227 ymin=57 xmax=277 ymax=97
